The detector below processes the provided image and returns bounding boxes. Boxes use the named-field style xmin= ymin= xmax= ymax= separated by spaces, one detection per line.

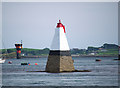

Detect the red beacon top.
xmin=56 ymin=20 xmax=66 ymax=33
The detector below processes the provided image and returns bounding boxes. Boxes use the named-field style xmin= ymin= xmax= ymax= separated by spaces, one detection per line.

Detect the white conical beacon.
xmin=51 ymin=20 xmax=69 ymax=50
xmin=46 ymin=20 xmax=75 ymax=73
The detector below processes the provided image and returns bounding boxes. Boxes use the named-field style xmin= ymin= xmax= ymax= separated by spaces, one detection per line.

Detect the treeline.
xmin=86 ymin=43 xmax=118 ymax=56
xmin=0 ymin=43 xmax=119 ymax=56
xmin=21 ymin=48 xmax=49 ymax=56
xmin=0 ymin=48 xmax=49 ymax=56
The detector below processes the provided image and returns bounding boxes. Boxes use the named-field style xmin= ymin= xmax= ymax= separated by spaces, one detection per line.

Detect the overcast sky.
xmin=2 ymin=2 xmax=118 ymax=49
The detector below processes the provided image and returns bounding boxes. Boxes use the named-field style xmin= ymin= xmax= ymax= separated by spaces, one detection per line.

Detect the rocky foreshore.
xmin=27 ymin=69 xmax=91 ymax=73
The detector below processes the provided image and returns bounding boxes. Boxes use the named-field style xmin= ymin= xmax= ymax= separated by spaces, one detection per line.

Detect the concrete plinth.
xmin=45 ymin=51 xmax=75 ymax=73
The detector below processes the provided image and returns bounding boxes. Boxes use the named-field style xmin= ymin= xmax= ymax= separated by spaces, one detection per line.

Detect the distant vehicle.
xmin=0 ymin=58 xmax=6 ymax=63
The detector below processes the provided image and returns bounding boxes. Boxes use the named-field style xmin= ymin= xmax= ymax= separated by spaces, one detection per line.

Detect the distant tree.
xmin=102 ymin=43 xmax=118 ymax=49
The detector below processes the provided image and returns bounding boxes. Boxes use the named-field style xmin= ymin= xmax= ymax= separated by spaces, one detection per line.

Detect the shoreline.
xmin=1 ymin=55 xmax=118 ymax=59
xmin=21 ymin=55 xmax=118 ymax=58
xmin=71 ymin=55 xmax=118 ymax=58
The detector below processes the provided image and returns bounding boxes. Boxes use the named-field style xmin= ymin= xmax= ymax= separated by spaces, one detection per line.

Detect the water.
xmin=2 ymin=57 xmax=119 ymax=86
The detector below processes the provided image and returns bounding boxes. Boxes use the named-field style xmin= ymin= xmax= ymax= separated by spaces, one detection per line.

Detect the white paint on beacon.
xmin=51 ymin=20 xmax=70 ymax=51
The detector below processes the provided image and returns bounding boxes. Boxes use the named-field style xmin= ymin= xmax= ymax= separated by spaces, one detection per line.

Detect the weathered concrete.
xmin=60 ymin=56 xmax=75 ymax=72
xmin=45 ymin=55 xmax=60 ymax=73
xmin=45 ymin=55 xmax=75 ymax=73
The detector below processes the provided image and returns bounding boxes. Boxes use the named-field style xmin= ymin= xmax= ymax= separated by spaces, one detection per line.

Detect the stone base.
xmin=45 ymin=54 xmax=75 ymax=73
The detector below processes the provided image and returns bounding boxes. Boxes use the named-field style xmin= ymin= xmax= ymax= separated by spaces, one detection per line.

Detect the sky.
xmin=2 ymin=2 xmax=118 ymax=49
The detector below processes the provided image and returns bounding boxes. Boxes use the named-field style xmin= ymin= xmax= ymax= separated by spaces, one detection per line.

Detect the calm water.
xmin=2 ymin=57 xmax=119 ymax=86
